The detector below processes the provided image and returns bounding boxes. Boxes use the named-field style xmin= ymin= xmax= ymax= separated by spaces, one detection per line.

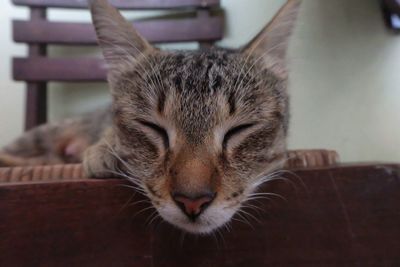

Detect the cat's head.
xmin=89 ymin=0 xmax=300 ymax=234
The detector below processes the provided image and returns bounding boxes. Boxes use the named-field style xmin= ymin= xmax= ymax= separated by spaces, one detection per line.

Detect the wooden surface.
xmin=25 ymin=8 xmax=47 ymax=130
xmin=14 ymin=58 xmax=108 ymax=82
xmin=1 ymin=164 xmax=399 ymax=266
xmin=12 ymin=0 xmax=220 ymax=9
xmin=13 ymin=16 xmax=224 ymax=45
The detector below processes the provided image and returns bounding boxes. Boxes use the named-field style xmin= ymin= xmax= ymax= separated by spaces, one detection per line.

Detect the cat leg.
xmin=0 ymin=153 xmax=28 ymax=167
xmin=0 ymin=124 xmax=64 ymax=167
xmin=0 ymin=121 xmax=93 ymax=167
xmin=83 ymin=129 xmax=120 ymax=178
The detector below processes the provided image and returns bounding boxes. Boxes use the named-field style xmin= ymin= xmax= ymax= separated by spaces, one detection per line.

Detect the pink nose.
xmin=173 ymin=193 xmax=215 ymax=221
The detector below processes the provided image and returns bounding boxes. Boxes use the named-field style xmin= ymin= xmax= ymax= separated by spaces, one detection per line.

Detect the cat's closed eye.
xmin=137 ymin=120 xmax=169 ymax=149
xmin=222 ymin=123 xmax=256 ymax=150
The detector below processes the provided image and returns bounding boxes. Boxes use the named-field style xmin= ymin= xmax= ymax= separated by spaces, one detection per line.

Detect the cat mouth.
xmin=157 ymin=204 xmax=237 ymax=234
xmin=168 ymin=217 xmax=223 ymax=234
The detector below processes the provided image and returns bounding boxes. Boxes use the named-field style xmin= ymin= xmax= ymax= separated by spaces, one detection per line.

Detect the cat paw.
xmin=0 ymin=153 xmax=25 ymax=167
xmin=83 ymin=145 xmax=117 ymax=179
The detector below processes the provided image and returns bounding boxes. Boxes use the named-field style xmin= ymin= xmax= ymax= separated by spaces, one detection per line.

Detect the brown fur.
xmin=0 ymin=107 xmax=111 ymax=167
xmin=0 ymin=0 xmax=301 ymax=234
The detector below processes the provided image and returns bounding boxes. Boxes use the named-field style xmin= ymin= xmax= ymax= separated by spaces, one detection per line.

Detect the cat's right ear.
xmin=89 ymin=0 xmax=154 ymax=69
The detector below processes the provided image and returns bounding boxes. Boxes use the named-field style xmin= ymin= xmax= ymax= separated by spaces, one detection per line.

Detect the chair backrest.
xmin=11 ymin=0 xmax=224 ymax=130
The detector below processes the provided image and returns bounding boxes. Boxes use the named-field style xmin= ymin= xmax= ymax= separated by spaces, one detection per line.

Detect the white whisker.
xmin=236 ymin=209 xmax=261 ymax=224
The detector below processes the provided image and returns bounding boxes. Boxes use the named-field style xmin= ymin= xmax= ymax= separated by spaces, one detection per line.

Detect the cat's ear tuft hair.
xmin=242 ymin=0 xmax=301 ymax=76
xmin=89 ymin=0 xmax=154 ymax=69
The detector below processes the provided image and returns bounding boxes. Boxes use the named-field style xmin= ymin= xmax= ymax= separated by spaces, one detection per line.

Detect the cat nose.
xmin=172 ymin=192 xmax=216 ymax=221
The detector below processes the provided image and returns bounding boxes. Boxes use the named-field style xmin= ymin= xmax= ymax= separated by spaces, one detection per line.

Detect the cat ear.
xmin=89 ymin=0 xmax=154 ymax=69
xmin=242 ymin=0 xmax=301 ymax=76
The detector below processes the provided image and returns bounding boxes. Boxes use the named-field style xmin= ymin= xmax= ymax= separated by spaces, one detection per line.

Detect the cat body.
xmin=0 ymin=107 xmax=111 ymax=166
xmin=0 ymin=0 xmax=301 ymax=234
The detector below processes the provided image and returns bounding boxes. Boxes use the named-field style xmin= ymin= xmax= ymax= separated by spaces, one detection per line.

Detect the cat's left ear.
xmin=242 ymin=0 xmax=301 ymax=77
xmin=89 ymin=0 xmax=155 ymax=71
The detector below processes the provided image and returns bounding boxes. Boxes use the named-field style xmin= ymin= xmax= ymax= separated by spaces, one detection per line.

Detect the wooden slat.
xmin=13 ymin=16 xmax=223 ymax=45
xmin=25 ymin=83 xmax=47 ymax=128
xmin=197 ymin=9 xmax=214 ymax=50
xmin=0 ymin=164 xmax=399 ymax=266
xmin=12 ymin=0 xmax=220 ymax=9
xmin=14 ymin=58 xmax=107 ymax=82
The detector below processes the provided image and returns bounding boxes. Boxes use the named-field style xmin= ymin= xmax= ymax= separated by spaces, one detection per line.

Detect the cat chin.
xmin=157 ymin=204 xmax=237 ymax=234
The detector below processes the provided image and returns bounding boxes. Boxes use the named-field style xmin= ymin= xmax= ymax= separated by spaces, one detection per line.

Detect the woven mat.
xmin=0 ymin=150 xmax=339 ymax=183
xmin=0 ymin=164 xmax=85 ymax=183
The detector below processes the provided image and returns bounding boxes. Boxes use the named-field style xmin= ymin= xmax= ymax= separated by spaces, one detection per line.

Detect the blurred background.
xmin=0 ymin=0 xmax=399 ymax=162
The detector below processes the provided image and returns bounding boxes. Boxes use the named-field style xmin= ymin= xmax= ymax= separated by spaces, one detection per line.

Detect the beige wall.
xmin=1 ymin=0 xmax=399 ymax=162
xmin=0 ymin=2 xmax=27 ymax=147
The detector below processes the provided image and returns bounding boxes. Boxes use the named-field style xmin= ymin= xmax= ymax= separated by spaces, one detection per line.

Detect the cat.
xmin=0 ymin=0 xmax=301 ymax=234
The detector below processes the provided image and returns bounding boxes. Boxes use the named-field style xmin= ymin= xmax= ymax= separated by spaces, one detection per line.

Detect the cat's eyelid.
xmin=136 ymin=119 xmax=164 ymax=131
xmin=222 ymin=122 xmax=259 ymax=150
xmin=227 ymin=122 xmax=260 ymax=134
xmin=136 ymin=119 xmax=169 ymax=149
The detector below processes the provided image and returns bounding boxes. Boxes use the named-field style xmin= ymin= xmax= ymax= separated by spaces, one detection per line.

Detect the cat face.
xmin=89 ymin=0 xmax=300 ymax=234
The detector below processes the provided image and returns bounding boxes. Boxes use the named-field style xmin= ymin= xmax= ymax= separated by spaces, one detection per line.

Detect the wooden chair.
xmin=12 ymin=0 xmax=224 ymax=130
